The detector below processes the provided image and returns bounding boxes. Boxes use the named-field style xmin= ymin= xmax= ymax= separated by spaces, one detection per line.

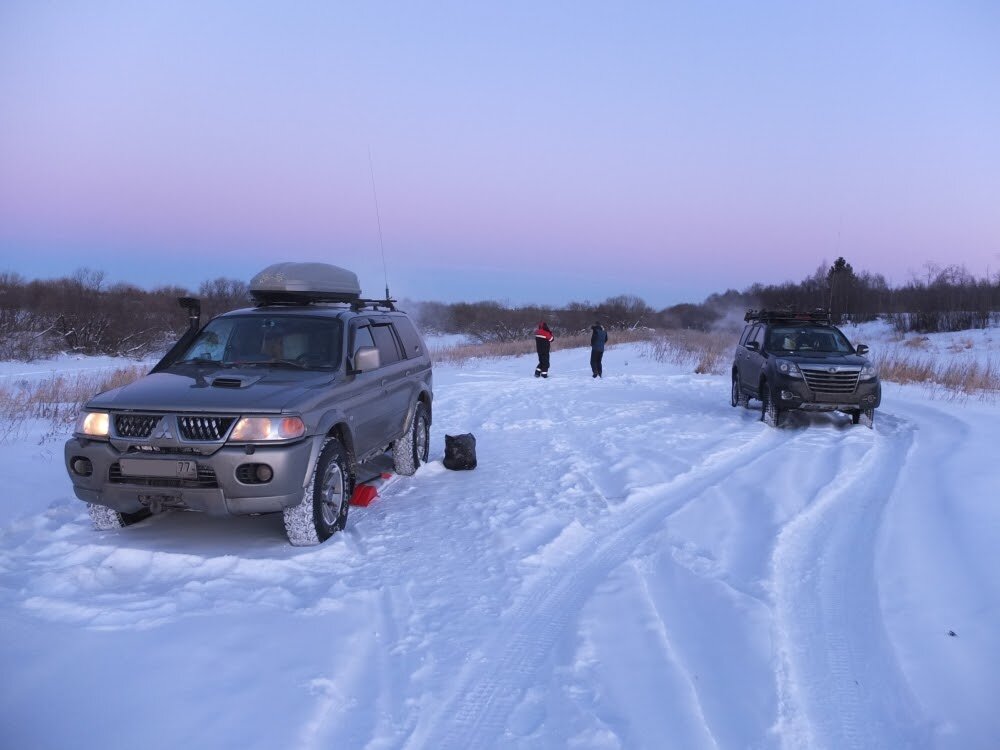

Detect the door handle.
xmin=380 ymin=379 xmax=387 ymax=387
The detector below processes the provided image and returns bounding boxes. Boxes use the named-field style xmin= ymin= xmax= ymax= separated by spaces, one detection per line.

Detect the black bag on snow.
xmin=443 ymin=433 xmax=477 ymax=471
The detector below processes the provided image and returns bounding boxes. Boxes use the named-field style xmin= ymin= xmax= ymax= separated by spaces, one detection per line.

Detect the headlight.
xmin=860 ymin=364 xmax=878 ymax=380
xmin=229 ymin=416 xmax=306 ymax=442
xmin=776 ymin=359 xmax=803 ymax=378
xmin=75 ymin=411 xmax=110 ymax=438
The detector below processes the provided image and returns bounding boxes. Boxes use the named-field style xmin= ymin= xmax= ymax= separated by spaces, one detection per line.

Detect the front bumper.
xmin=772 ymin=376 xmax=881 ymax=412
xmin=64 ymin=436 xmax=323 ymax=516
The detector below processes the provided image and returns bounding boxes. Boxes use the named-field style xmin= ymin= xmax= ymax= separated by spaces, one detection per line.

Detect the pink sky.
xmin=2 ymin=1 xmax=998 ymax=307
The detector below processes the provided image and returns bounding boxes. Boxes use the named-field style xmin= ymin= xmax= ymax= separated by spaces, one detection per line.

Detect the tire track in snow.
xmin=770 ymin=411 xmax=926 ymax=750
xmin=403 ymin=426 xmax=786 ymax=750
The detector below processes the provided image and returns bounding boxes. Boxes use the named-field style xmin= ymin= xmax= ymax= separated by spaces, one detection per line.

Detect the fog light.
xmin=255 ymin=464 xmax=273 ymax=482
xmin=71 ymin=457 xmax=93 ymax=476
xmin=781 ymin=390 xmax=796 ymax=400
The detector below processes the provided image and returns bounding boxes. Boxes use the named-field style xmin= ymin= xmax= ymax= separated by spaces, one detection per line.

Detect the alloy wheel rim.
xmin=320 ymin=461 xmax=344 ymax=526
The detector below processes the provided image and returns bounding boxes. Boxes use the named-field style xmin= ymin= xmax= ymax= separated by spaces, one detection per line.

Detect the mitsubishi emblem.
xmin=152 ymin=421 xmax=173 ymax=440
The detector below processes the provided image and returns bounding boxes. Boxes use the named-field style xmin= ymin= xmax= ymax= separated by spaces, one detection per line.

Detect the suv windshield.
xmin=176 ymin=315 xmax=344 ymax=370
xmin=765 ymin=325 xmax=854 ymax=354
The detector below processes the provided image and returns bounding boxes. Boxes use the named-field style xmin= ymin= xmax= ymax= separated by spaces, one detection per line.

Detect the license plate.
xmin=119 ymin=458 xmax=198 ymax=480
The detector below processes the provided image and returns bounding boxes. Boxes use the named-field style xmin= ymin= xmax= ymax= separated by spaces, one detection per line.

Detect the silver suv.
xmin=64 ymin=263 xmax=433 ymax=545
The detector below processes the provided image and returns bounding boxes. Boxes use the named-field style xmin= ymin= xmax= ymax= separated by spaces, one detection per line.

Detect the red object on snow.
xmin=380 ymin=472 xmax=392 ymax=479
xmin=350 ymin=484 xmax=378 ymax=507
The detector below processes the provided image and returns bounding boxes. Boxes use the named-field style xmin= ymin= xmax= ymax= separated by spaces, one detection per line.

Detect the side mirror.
xmin=855 ymin=344 xmax=869 ymax=355
xmin=352 ymin=346 xmax=380 ymax=374
xmin=745 ymin=341 xmax=760 ymax=352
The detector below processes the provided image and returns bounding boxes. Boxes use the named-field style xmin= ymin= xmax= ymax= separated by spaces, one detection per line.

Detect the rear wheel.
xmin=760 ymin=380 xmax=782 ymax=427
xmin=393 ymin=403 xmax=429 ymax=476
xmin=284 ymin=437 xmax=353 ymax=546
xmin=731 ymin=373 xmax=749 ymax=408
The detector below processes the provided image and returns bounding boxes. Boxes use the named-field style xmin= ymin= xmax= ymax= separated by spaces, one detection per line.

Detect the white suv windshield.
xmin=177 ymin=316 xmax=343 ymax=369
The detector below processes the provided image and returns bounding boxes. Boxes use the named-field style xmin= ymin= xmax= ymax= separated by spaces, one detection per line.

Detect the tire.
xmin=88 ymin=503 xmax=150 ymax=530
xmin=393 ymin=403 xmax=429 ymax=476
xmin=731 ymin=373 xmax=749 ymax=408
xmin=283 ymin=437 xmax=353 ymax=546
xmin=760 ymin=381 xmax=782 ymax=427
xmin=851 ymin=407 xmax=875 ymax=428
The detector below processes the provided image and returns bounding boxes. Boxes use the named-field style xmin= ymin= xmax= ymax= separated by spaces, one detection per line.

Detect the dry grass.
xmin=0 ymin=365 xmax=147 ymax=442
xmin=872 ymin=350 xmax=999 ymax=399
xmin=641 ymin=330 xmax=732 ymax=375
xmin=430 ymin=329 xmax=656 ymax=366
xmin=903 ymin=335 xmax=931 ymax=350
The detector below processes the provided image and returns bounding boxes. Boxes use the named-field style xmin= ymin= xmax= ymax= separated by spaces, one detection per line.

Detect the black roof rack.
xmin=253 ymin=294 xmax=397 ymax=312
xmin=351 ymin=297 xmax=397 ymax=312
xmin=744 ymin=308 xmax=831 ymax=324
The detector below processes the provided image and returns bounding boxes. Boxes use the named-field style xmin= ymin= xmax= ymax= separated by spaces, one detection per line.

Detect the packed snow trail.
xmin=770 ymin=411 xmax=926 ymax=749
xmin=1 ymin=344 xmax=998 ymax=749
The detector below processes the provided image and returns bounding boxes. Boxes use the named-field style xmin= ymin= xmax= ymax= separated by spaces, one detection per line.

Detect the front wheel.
xmin=761 ymin=381 xmax=783 ymax=427
xmin=853 ymin=406 xmax=875 ymax=429
xmin=284 ymin=437 xmax=353 ymax=546
xmin=88 ymin=503 xmax=150 ymax=530
xmin=393 ymin=403 xmax=429 ymax=476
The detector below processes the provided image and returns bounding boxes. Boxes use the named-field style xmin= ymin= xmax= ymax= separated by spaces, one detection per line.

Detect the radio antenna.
xmin=367 ymin=146 xmax=390 ymax=300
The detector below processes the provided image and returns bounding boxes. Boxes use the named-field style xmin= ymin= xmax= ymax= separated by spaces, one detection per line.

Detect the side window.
xmin=352 ymin=325 xmax=375 ymax=358
xmin=738 ymin=325 xmax=752 ymax=346
xmin=370 ymin=323 xmax=401 ymax=366
xmin=393 ymin=317 xmax=424 ymax=359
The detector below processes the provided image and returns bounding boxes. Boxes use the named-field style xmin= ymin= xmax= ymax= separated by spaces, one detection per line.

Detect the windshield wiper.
xmin=231 ymin=358 xmax=310 ymax=370
xmin=176 ymin=357 xmax=229 ymax=367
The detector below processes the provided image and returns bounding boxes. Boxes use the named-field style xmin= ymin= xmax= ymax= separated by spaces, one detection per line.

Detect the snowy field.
xmin=1 ymin=340 xmax=998 ymax=749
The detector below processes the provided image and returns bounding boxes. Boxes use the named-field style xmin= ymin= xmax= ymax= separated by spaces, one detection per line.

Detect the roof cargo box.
xmin=250 ymin=262 xmax=362 ymax=304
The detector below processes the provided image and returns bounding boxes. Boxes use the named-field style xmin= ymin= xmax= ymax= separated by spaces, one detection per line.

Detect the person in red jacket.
xmin=534 ymin=321 xmax=554 ymax=378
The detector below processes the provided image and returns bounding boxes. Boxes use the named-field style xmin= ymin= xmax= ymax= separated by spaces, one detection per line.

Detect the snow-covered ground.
xmin=1 ymin=341 xmax=998 ymax=749
xmin=844 ymin=319 xmax=1000 ymax=370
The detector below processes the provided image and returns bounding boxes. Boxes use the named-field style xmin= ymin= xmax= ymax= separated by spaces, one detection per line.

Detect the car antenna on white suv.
xmin=368 ymin=146 xmax=392 ymax=303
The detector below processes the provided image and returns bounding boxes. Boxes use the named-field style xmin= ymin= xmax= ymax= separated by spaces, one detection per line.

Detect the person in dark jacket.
xmin=590 ymin=321 xmax=608 ymax=377
xmin=534 ymin=321 xmax=554 ymax=378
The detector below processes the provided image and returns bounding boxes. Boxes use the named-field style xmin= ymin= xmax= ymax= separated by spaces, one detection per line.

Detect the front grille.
xmin=178 ymin=416 xmax=236 ymax=441
xmin=109 ymin=462 xmax=219 ymax=488
xmin=801 ymin=367 xmax=861 ymax=394
xmin=114 ymin=414 xmax=161 ymax=438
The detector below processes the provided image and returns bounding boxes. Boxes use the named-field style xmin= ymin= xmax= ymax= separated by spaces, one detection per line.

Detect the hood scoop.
xmin=211 ymin=375 xmax=263 ymax=389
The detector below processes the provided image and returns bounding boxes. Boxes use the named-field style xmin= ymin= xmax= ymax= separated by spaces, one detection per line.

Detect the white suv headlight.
xmin=229 ymin=416 xmax=306 ymax=442
xmin=860 ymin=364 xmax=878 ymax=380
xmin=75 ymin=411 xmax=110 ymax=438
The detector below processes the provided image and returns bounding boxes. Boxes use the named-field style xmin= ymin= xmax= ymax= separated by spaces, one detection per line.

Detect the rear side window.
xmin=371 ymin=323 xmax=401 ymax=366
xmin=393 ymin=318 xmax=425 ymax=359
